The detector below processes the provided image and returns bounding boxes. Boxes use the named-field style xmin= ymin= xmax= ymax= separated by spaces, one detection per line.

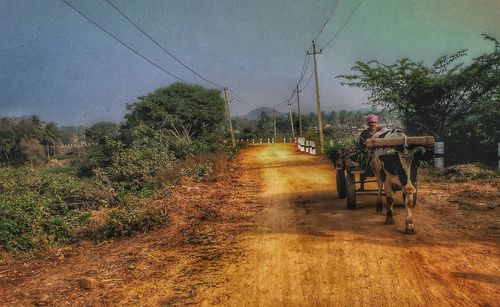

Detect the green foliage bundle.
xmin=324 ymin=136 xmax=358 ymax=163
xmin=324 ymin=136 xmax=368 ymax=168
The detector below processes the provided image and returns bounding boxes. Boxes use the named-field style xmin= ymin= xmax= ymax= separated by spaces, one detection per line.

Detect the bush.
xmin=0 ymin=191 xmax=91 ymax=250
xmin=91 ymin=203 xmax=168 ymax=239
xmin=0 ymin=166 xmax=111 ymax=250
xmin=180 ymin=162 xmax=215 ymax=182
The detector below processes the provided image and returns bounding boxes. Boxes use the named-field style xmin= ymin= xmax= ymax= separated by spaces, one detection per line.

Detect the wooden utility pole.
xmin=296 ymin=85 xmax=303 ymax=137
xmin=273 ymin=108 xmax=277 ymax=141
xmin=287 ymin=99 xmax=295 ymax=141
xmin=309 ymin=40 xmax=324 ymax=152
xmin=223 ymin=87 xmax=236 ymax=147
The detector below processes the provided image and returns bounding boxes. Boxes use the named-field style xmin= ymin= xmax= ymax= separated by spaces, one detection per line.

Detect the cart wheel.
xmin=346 ymin=172 xmax=357 ymax=209
xmin=336 ymin=169 xmax=347 ymax=199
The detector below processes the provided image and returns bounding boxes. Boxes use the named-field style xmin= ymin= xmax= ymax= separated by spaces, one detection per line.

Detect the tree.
xmin=123 ymin=82 xmax=225 ymax=144
xmin=0 ymin=118 xmax=15 ymax=162
xmin=19 ymin=138 xmax=44 ymax=170
xmin=338 ymin=36 xmax=499 ymax=139
xmin=86 ymin=122 xmax=119 ymax=143
xmin=256 ymin=111 xmax=271 ymax=136
xmin=328 ymin=110 xmax=338 ymax=129
xmin=338 ymin=110 xmax=348 ymax=129
xmin=43 ymin=122 xmax=61 ymax=158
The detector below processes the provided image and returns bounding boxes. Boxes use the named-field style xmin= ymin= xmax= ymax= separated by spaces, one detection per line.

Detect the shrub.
xmin=0 ymin=166 xmax=111 ymax=250
xmin=90 ymin=203 xmax=168 ymax=239
xmin=180 ymin=162 xmax=215 ymax=182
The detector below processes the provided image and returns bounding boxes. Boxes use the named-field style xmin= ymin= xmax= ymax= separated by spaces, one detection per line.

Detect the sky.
xmin=1 ymin=0 xmax=499 ymax=126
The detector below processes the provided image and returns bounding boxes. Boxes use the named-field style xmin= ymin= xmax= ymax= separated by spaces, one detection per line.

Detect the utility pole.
xmin=273 ymin=108 xmax=277 ymax=141
xmin=296 ymin=85 xmax=303 ymax=137
xmin=223 ymin=87 xmax=236 ymax=147
xmin=287 ymin=99 xmax=295 ymax=141
xmin=308 ymin=40 xmax=324 ymax=153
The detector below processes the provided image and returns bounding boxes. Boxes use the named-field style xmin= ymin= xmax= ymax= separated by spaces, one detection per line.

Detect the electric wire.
xmin=320 ymin=0 xmax=364 ymax=50
xmin=313 ymin=0 xmax=342 ymax=41
xmin=297 ymin=53 xmax=310 ymax=86
xmin=60 ymin=0 xmax=187 ymax=82
xmin=106 ymin=0 xmax=255 ymax=109
xmin=300 ymin=62 xmax=316 ymax=92
xmin=104 ymin=0 xmax=225 ymax=89
xmin=61 ymin=0 xmax=255 ymax=107
xmin=229 ymin=89 xmax=256 ymax=107
xmin=231 ymin=96 xmax=254 ymax=109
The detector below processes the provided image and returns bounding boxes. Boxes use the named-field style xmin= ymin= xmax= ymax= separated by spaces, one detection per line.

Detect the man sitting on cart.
xmin=359 ymin=114 xmax=379 ymax=149
xmin=357 ymin=114 xmax=380 ymax=179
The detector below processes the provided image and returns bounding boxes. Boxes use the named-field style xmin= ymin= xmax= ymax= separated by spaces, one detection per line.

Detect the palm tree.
xmin=43 ymin=122 xmax=61 ymax=158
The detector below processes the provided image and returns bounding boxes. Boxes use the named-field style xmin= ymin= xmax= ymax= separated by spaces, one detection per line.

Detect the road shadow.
xmin=452 ymin=272 xmax=500 ymax=285
xmin=243 ymin=189 xmax=500 ymax=249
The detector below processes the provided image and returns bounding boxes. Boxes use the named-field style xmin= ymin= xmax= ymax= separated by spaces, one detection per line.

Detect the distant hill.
xmin=241 ymin=107 xmax=273 ymax=120
xmin=240 ymin=107 xmax=286 ymax=120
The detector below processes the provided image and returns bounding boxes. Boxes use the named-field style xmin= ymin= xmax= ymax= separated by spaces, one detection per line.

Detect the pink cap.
xmin=366 ymin=114 xmax=379 ymax=123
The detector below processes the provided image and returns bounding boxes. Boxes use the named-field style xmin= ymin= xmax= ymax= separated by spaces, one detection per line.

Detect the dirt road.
xmin=194 ymin=143 xmax=499 ymax=306
xmin=1 ymin=143 xmax=498 ymax=306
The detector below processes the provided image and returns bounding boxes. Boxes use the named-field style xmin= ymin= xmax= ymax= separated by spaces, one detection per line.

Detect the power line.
xmin=300 ymin=57 xmax=318 ymax=92
xmin=230 ymin=98 xmax=253 ymax=109
xmin=104 ymin=0 xmax=225 ymax=89
xmin=313 ymin=0 xmax=342 ymax=41
xmin=273 ymin=99 xmax=288 ymax=109
xmin=62 ymin=0 xmax=256 ymax=113
xmin=297 ymin=53 xmax=311 ymax=86
xmin=105 ymin=0 xmax=255 ymax=109
xmin=320 ymin=0 xmax=364 ymax=51
xmin=230 ymin=95 xmax=253 ymax=109
xmin=229 ymin=89 xmax=256 ymax=107
xmin=60 ymin=0 xmax=187 ymax=82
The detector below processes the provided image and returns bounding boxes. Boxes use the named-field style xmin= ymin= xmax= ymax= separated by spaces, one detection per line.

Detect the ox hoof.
xmin=405 ymin=228 xmax=416 ymax=235
xmin=385 ymin=217 xmax=395 ymax=225
xmin=376 ymin=204 xmax=383 ymax=213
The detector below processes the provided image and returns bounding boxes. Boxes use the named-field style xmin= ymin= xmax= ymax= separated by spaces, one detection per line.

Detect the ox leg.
xmin=376 ymin=180 xmax=383 ymax=213
xmin=404 ymin=193 xmax=416 ymax=235
xmin=384 ymin=184 xmax=395 ymax=225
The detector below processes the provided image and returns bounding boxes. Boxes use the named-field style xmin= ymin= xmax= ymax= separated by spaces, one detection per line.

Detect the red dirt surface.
xmin=1 ymin=144 xmax=499 ymax=306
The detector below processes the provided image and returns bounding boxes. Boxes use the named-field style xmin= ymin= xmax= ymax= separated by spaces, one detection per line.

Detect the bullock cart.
xmin=335 ymin=136 xmax=435 ymax=209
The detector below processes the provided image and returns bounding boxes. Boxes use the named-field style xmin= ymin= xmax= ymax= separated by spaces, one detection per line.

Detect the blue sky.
xmin=1 ymin=0 xmax=499 ymax=125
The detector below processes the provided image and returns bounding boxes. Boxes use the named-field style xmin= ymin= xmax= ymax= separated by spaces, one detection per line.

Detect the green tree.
xmin=328 ymin=110 xmax=338 ymax=128
xmin=43 ymin=122 xmax=61 ymax=158
xmin=338 ymin=36 xmax=499 ymax=138
xmin=123 ymin=82 xmax=225 ymax=144
xmin=338 ymin=110 xmax=348 ymax=129
xmin=0 ymin=118 xmax=15 ymax=162
xmin=86 ymin=122 xmax=119 ymax=143
xmin=256 ymin=111 xmax=271 ymax=136
xmin=19 ymin=138 xmax=44 ymax=170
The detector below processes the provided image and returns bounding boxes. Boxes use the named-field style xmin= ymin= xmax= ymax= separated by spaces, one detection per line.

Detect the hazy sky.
xmin=1 ymin=0 xmax=499 ymax=126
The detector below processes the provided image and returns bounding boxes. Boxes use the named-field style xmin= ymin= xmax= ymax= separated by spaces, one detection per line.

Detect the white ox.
xmin=370 ymin=129 xmax=432 ymax=235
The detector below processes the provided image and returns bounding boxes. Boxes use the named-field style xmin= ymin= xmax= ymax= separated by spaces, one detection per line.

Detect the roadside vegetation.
xmin=0 ymin=83 xmax=237 ymax=251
